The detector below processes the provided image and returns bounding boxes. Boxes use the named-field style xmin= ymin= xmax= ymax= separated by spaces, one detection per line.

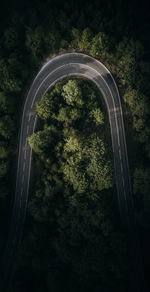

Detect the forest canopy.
xmin=25 ymin=78 xmax=128 ymax=291
xmin=0 ymin=0 xmax=150 ymax=291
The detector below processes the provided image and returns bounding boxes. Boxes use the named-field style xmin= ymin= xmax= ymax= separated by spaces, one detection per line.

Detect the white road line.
xmin=27 ymin=125 xmax=29 ymax=135
xmin=24 ymin=151 xmax=26 ymax=159
xmin=124 ymin=189 xmax=126 ymax=197
xmin=21 ymin=187 xmax=23 ymax=195
xmin=121 ymin=163 xmax=123 ymax=174
xmin=32 ymin=115 xmax=37 ymax=133
xmin=23 ymin=162 xmax=25 ymax=172
xmin=119 ymin=149 xmax=122 ymax=159
xmin=28 ymin=113 xmax=31 ymax=122
xmin=22 ymin=174 xmax=24 ymax=184
xmin=25 ymin=138 xmax=28 ymax=147
xmin=122 ymin=176 xmax=125 ymax=188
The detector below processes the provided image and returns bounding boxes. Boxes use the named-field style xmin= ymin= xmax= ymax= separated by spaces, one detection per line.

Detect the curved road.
xmin=1 ymin=53 xmax=136 ymax=290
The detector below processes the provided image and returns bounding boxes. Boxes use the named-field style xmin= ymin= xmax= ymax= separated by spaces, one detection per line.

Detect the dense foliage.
xmin=0 ymin=0 xmax=149 ymax=291
xmin=17 ymin=79 xmax=129 ymax=292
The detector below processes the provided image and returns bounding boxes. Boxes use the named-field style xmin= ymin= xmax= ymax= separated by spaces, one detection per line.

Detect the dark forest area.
xmin=0 ymin=0 xmax=150 ymax=291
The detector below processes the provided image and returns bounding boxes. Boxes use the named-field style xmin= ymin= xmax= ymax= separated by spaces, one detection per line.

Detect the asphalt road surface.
xmin=0 ymin=53 xmax=138 ymax=291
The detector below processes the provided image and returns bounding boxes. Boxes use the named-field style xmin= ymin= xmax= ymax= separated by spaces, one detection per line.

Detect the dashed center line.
xmin=28 ymin=113 xmax=31 ymax=122
xmin=122 ymin=176 xmax=125 ymax=188
xmin=23 ymin=162 xmax=25 ymax=172
xmin=121 ymin=163 xmax=123 ymax=174
xmin=25 ymin=138 xmax=28 ymax=147
xmin=22 ymin=174 xmax=24 ymax=184
xmin=124 ymin=189 xmax=127 ymax=198
xmin=27 ymin=125 xmax=29 ymax=135
xmin=119 ymin=149 xmax=122 ymax=159
xmin=24 ymin=151 xmax=26 ymax=159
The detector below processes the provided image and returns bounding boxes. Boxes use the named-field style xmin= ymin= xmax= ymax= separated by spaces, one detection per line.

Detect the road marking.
xmin=122 ymin=176 xmax=125 ymax=187
xmin=28 ymin=113 xmax=31 ymax=122
xmin=22 ymin=174 xmax=24 ymax=184
xmin=20 ymin=200 xmax=22 ymax=209
xmin=33 ymin=115 xmax=37 ymax=133
xmin=23 ymin=162 xmax=25 ymax=172
xmin=21 ymin=187 xmax=23 ymax=195
xmin=121 ymin=163 xmax=123 ymax=174
xmin=119 ymin=149 xmax=122 ymax=159
xmin=27 ymin=125 xmax=29 ymax=135
xmin=24 ymin=151 xmax=26 ymax=159
xmin=124 ymin=189 xmax=126 ymax=197
xmin=25 ymin=138 xmax=28 ymax=147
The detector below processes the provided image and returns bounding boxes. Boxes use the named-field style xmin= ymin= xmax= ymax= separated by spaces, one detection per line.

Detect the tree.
xmin=45 ymin=30 xmax=61 ymax=54
xmin=54 ymin=106 xmax=81 ymax=123
xmin=62 ymin=132 xmax=113 ymax=193
xmin=85 ymin=134 xmax=113 ymax=191
xmin=36 ymin=93 xmax=53 ymax=120
xmin=0 ymin=91 xmax=14 ymax=114
xmin=25 ymin=26 xmax=44 ymax=59
xmin=54 ymin=107 xmax=70 ymax=123
xmin=4 ymin=27 xmax=18 ymax=49
xmin=0 ymin=142 xmax=9 ymax=159
xmin=90 ymin=32 xmax=109 ymax=57
xmin=62 ymin=80 xmax=84 ymax=107
xmin=116 ymin=37 xmax=136 ymax=86
xmin=28 ymin=196 xmax=47 ymax=222
xmin=64 ymin=133 xmax=82 ymax=153
xmin=28 ymin=129 xmax=53 ymax=154
xmin=133 ymin=168 xmax=150 ymax=195
xmin=0 ymin=115 xmax=15 ymax=139
xmin=0 ymin=184 xmax=9 ymax=198
xmin=89 ymin=108 xmax=104 ymax=125
xmin=0 ymin=161 xmax=9 ymax=177
xmin=124 ymin=90 xmax=148 ymax=116
xmin=78 ymin=28 xmax=93 ymax=51
xmin=0 ymin=60 xmax=21 ymax=92
xmin=133 ymin=168 xmax=150 ymax=228
xmin=71 ymin=28 xmax=81 ymax=49
xmin=123 ymin=90 xmax=149 ymax=133
xmin=145 ymin=143 xmax=150 ymax=159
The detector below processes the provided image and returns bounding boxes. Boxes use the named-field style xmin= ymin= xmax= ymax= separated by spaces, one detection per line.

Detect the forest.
xmin=24 ymin=79 xmax=126 ymax=291
xmin=0 ymin=0 xmax=150 ymax=291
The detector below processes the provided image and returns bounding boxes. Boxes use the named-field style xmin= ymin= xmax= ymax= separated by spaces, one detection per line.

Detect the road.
xmin=0 ymin=53 xmax=136 ymax=290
